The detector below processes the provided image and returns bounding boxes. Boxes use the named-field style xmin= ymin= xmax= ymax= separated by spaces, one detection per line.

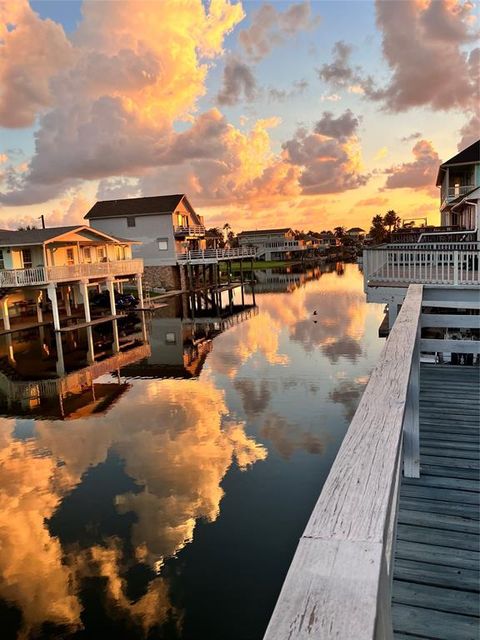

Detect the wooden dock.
xmin=392 ymin=363 xmax=480 ymax=639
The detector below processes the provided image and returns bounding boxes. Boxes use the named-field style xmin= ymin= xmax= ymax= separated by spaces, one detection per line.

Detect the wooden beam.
xmin=420 ymin=338 xmax=480 ymax=354
xmin=421 ymin=313 xmax=480 ymax=329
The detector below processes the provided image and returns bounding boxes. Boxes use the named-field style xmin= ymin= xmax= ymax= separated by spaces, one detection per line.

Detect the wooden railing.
xmin=0 ymin=259 xmax=144 ymax=287
xmin=364 ymin=244 xmax=480 ymax=286
xmin=174 ymin=224 xmax=205 ymax=236
xmin=264 ymin=284 xmax=423 ymax=640
xmin=176 ymin=247 xmax=257 ymax=263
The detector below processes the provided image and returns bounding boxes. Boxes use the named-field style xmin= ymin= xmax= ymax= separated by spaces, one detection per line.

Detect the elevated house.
xmin=363 ymin=140 xmax=480 ymax=329
xmin=0 ymin=226 xmax=143 ymax=342
xmin=85 ymin=194 xmax=255 ymax=290
xmin=237 ymin=228 xmax=309 ymax=261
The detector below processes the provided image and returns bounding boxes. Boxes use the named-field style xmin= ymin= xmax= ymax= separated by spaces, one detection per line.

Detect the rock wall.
xmin=143 ymin=265 xmax=181 ymax=291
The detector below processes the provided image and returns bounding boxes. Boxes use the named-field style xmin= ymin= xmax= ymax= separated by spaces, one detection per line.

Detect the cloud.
xmin=217 ymin=56 xmax=258 ymax=105
xmin=268 ymin=79 xmax=308 ymax=102
xmin=0 ymin=0 xmax=244 ymax=205
xmin=282 ymin=110 xmax=369 ymax=195
xmin=374 ymin=146 xmax=388 ymax=160
xmin=384 ymin=139 xmax=440 ymax=192
xmin=0 ymin=0 xmax=73 ymax=127
xmin=317 ymin=41 xmax=354 ymax=87
xmin=401 ymin=132 xmax=422 ymax=143
xmin=372 ymin=0 xmax=478 ymax=112
xmin=238 ymin=1 xmax=316 ymax=62
xmin=356 ymin=196 xmax=389 ymax=207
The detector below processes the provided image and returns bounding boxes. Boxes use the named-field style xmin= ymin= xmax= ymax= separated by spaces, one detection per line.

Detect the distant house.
xmin=346 ymin=227 xmax=365 ymax=239
xmin=237 ymin=228 xmax=308 ymax=260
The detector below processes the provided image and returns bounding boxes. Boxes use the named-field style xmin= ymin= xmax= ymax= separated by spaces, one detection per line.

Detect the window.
xmin=22 ymin=249 xmax=32 ymax=269
xmin=0 ymin=250 xmax=4 ymax=270
xmin=158 ymin=238 xmax=168 ymax=251
xmin=83 ymin=247 xmax=92 ymax=263
xmin=115 ymin=245 xmax=125 ymax=260
xmin=66 ymin=248 xmax=74 ymax=265
xmin=165 ymin=332 xmax=176 ymax=344
xmin=97 ymin=246 xmax=106 ymax=262
xmin=127 ymin=217 xmax=136 ymax=227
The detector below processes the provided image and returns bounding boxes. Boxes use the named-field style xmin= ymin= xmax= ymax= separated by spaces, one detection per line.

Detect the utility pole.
xmin=38 ymin=214 xmax=45 ymax=229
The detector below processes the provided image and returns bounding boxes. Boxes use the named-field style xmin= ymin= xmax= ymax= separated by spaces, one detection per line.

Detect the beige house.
xmin=0 ymin=225 xmax=143 ymax=343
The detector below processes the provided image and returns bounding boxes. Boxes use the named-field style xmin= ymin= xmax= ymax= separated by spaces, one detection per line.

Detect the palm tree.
xmin=383 ymin=210 xmax=399 ymax=234
xmin=334 ymin=226 xmax=346 ymax=239
xmin=369 ymin=214 xmax=387 ymax=245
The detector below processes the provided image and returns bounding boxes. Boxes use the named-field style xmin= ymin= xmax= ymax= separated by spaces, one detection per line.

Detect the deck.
xmin=392 ymin=364 xmax=480 ymax=639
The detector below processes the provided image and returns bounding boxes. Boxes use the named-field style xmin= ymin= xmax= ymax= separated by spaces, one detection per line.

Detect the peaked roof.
xmin=85 ymin=194 xmax=188 ymax=219
xmin=238 ymin=227 xmax=293 ymax=236
xmin=436 ymin=140 xmax=480 ymax=185
xmin=347 ymin=227 xmax=365 ymax=233
xmin=0 ymin=225 xmax=135 ymax=247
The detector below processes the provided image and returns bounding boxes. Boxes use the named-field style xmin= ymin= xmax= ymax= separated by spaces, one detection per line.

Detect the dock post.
xmin=55 ymin=332 xmax=65 ymax=376
xmin=79 ymin=280 xmax=91 ymax=323
xmin=106 ymin=278 xmax=120 ymax=353
xmin=86 ymin=326 xmax=95 ymax=364
xmin=47 ymin=283 xmax=61 ymax=331
xmin=36 ymin=291 xmax=43 ymax=324
xmin=1 ymin=295 xmax=10 ymax=332
xmin=64 ymin=286 xmax=72 ymax=316
xmin=240 ymin=260 xmax=245 ymax=306
xmin=136 ymin=273 xmax=144 ymax=308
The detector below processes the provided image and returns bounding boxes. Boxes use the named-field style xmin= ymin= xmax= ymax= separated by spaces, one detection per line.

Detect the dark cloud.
xmin=282 ymin=110 xmax=369 ymax=195
xmin=314 ymin=109 xmax=360 ymax=141
xmin=238 ymin=2 xmax=317 ymax=62
xmin=329 ymin=379 xmax=367 ymax=420
xmin=401 ymin=132 xmax=422 ymax=143
xmin=234 ymin=379 xmax=271 ymax=418
xmin=384 ymin=139 xmax=440 ymax=191
xmin=260 ymin=413 xmax=325 ymax=460
xmin=268 ymin=79 xmax=308 ymax=102
xmin=317 ymin=41 xmax=354 ymax=86
xmin=217 ymin=57 xmax=258 ymax=106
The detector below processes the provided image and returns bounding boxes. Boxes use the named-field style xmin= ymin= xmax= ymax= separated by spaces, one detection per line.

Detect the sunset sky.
xmin=0 ymin=0 xmax=478 ymax=233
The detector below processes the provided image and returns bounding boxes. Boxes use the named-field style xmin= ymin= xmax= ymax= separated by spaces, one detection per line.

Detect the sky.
xmin=0 ymin=0 xmax=478 ymax=233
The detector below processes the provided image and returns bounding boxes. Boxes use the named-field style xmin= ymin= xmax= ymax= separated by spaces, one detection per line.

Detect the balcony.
xmin=364 ymin=243 xmax=480 ymax=288
xmin=441 ymin=184 xmax=476 ymax=207
xmin=0 ymin=259 xmax=144 ymax=288
xmin=176 ymin=247 xmax=256 ymax=264
xmin=174 ymin=225 xmax=206 ymax=237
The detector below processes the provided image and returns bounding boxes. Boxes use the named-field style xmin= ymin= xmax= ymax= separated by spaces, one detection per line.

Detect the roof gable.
xmin=0 ymin=225 xmax=134 ymax=247
xmin=442 ymin=140 xmax=479 ymax=168
xmin=84 ymin=194 xmax=187 ymax=219
xmin=238 ymin=227 xmax=293 ymax=236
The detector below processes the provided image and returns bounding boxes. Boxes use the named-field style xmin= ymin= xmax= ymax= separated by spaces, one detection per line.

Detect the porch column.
xmin=47 ymin=283 xmax=61 ymax=331
xmin=136 ymin=273 xmax=144 ymax=309
xmin=1 ymin=296 xmax=10 ymax=332
xmin=36 ymin=290 xmax=43 ymax=324
xmin=6 ymin=334 xmax=15 ymax=365
xmin=106 ymin=278 xmax=120 ymax=353
xmin=79 ymin=280 xmax=91 ymax=323
xmin=71 ymin=284 xmax=79 ymax=309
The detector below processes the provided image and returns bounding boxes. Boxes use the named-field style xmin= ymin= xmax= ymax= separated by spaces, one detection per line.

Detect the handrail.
xmin=174 ymin=224 xmax=206 ymax=235
xmin=176 ymin=247 xmax=257 ymax=263
xmin=0 ymin=259 xmax=144 ymax=287
xmin=264 ymin=284 xmax=423 ymax=640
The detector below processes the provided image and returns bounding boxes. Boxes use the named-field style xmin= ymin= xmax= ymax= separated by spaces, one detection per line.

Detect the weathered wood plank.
xmin=401 ymin=485 xmax=479 ymax=504
xmin=420 ymin=447 xmax=479 ymax=460
xmin=392 ymin=580 xmax=480 ymax=616
xmin=403 ymin=475 xmax=479 ymax=492
xmin=397 ymin=508 xmax=479 ymax=534
xmin=420 ymin=465 xmax=480 ymax=481
xmin=421 ymin=313 xmax=480 ymax=329
xmin=392 ymin=603 xmax=479 ymax=640
xmin=395 ymin=540 xmax=479 ymax=569
xmin=262 ymin=538 xmax=382 ymax=640
xmin=396 ymin=523 xmax=479 ymax=551
xmin=399 ymin=496 xmax=479 ymax=518
xmin=394 ymin=558 xmax=479 ymax=591
xmin=421 ymin=455 xmax=479 ymax=470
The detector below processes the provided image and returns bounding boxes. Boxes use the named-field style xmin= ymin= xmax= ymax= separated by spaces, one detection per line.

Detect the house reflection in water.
xmin=248 ymin=263 xmax=339 ymax=294
xmin=0 ymin=313 xmax=150 ymax=419
xmin=121 ymin=290 xmax=257 ymax=380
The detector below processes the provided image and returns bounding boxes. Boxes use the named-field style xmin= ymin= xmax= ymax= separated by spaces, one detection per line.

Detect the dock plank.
xmin=393 ymin=364 xmax=480 ymax=640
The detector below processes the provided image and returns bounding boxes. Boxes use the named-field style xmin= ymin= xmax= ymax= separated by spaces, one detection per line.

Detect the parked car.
xmin=91 ymin=291 xmax=138 ymax=310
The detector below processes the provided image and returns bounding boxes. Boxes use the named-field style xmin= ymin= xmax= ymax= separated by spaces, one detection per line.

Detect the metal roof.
xmin=84 ymin=194 xmax=188 ymax=219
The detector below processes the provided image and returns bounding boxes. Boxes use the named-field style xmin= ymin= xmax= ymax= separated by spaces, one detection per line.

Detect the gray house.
xmin=85 ymin=194 xmax=206 ymax=268
xmin=85 ymin=194 xmax=206 ymax=289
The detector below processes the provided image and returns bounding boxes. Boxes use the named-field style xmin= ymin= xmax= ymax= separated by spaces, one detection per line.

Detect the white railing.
xmin=176 ymin=247 xmax=257 ymax=263
xmin=364 ymin=244 xmax=480 ymax=286
xmin=174 ymin=224 xmax=206 ymax=236
xmin=0 ymin=259 xmax=144 ymax=288
xmin=47 ymin=259 xmax=144 ymax=281
xmin=264 ymin=284 xmax=423 ymax=639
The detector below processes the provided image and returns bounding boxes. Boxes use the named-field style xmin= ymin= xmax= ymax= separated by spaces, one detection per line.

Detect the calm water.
xmin=0 ymin=264 xmax=384 ymax=640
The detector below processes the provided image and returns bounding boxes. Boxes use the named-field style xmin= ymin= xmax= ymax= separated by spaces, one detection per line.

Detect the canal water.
xmin=0 ymin=263 xmax=384 ymax=640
